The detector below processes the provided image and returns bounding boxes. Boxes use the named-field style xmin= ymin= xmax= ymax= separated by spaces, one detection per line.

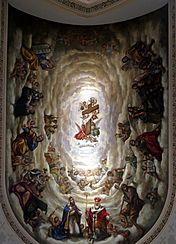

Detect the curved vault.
xmin=1 ymin=3 xmax=175 ymax=244
xmin=8 ymin=0 xmax=168 ymax=23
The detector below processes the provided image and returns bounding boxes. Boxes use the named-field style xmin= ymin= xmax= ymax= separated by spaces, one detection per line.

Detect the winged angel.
xmin=74 ymin=119 xmax=101 ymax=143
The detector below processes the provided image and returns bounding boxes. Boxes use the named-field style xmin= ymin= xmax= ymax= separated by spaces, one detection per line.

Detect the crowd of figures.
xmin=9 ymin=42 xmax=57 ymax=231
xmin=10 ymin=43 xmax=59 ymax=171
xmin=115 ymin=39 xmax=165 ymax=234
xmin=8 ymin=37 xmax=165 ymax=244
xmin=48 ymin=196 xmax=130 ymax=243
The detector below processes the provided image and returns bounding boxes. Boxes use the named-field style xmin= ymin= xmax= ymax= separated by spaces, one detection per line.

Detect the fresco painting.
xmin=6 ymin=6 xmax=168 ymax=244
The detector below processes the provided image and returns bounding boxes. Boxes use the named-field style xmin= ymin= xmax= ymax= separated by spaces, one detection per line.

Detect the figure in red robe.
xmin=74 ymin=124 xmax=87 ymax=140
xmin=130 ymin=127 xmax=163 ymax=161
xmin=10 ymin=181 xmax=47 ymax=229
xmin=86 ymin=197 xmax=110 ymax=241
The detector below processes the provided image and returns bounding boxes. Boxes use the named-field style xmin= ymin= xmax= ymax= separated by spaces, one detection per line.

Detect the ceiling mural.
xmin=2 ymin=4 xmax=170 ymax=244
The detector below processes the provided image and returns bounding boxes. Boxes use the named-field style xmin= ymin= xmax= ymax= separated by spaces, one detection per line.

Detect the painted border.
xmin=0 ymin=0 xmax=175 ymax=243
xmin=47 ymin=0 xmax=128 ymax=17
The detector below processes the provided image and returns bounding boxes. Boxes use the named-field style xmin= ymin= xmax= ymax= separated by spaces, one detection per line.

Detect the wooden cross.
xmin=82 ymin=104 xmax=99 ymax=115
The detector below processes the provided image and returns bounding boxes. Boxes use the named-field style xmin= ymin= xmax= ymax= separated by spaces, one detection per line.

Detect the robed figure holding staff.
xmin=52 ymin=196 xmax=82 ymax=240
xmin=86 ymin=197 xmax=110 ymax=241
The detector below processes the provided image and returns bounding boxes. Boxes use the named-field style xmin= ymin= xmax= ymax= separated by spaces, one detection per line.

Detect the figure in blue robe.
xmin=52 ymin=196 xmax=82 ymax=240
